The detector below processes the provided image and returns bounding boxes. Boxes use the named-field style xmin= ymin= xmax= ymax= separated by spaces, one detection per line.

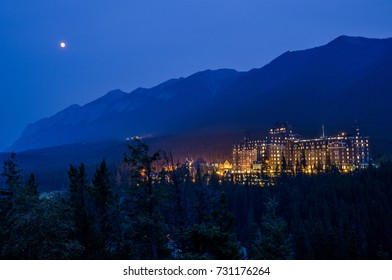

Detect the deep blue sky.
xmin=1 ymin=0 xmax=391 ymax=148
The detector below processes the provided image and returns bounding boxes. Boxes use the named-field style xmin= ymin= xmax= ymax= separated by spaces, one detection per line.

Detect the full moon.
xmin=60 ymin=42 xmax=66 ymax=48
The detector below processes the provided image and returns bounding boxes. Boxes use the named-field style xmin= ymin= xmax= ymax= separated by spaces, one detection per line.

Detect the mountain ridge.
xmin=11 ymin=35 xmax=392 ymax=157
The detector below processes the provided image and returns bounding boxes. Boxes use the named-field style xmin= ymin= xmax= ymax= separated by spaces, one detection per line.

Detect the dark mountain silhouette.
xmin=11 ymin=35 xmax=392 ymax=157
xmin=12 ymin=69 xmax=244 ymax=151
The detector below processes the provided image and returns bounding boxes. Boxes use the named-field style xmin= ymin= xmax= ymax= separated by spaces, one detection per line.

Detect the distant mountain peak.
xmin=104 ymin=89 xmax=127 ymax=98
xmin=97 ymin=89 xmax=127 ymax=102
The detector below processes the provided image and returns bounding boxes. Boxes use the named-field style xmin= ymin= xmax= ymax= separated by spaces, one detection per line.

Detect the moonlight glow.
xmin=60 ymin=42 xmax=66 ymax=48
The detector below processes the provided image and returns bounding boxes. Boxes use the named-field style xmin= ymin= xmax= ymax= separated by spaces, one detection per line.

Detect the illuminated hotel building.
xmin=232 ymin=137 xmax=265 ymax=172
xmin=267 ymin=124 xmax=296 ymax=171
xmin=233 ymin=123 xmax=370 ymax=178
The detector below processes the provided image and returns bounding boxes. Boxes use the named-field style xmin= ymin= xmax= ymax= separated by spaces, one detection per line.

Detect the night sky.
xmin=1 ymin=0 xmax=391 ymax=148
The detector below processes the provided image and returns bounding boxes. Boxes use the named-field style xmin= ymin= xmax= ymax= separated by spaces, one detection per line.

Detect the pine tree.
xmin=163 ymin=152 xmax=186 ymax=228
xmin=68 ymin=165 xmax=79 ymax=205
xmin=1 ymin=152 xmax=23 ymax=199
xmin=196 ymin=185 xmax=210 ymax=224
xmin=209 ymin=170 xmax=220 ymax=186
xmin=123 ymin=139 xmax=170 ymax=259
xmin=212 ymin=193 xmax=235 ymax=232
xmin=325 ymin=154 xmax=332 ymax=172
xmin=196 ymin=164 xmax=203 ymax=186
xmin=92 ymin=159 xmax=115 ymax=257
xmin=25 ymin=173 xmax=39 ymax=197
xmin=67 ymin=163 xmax=92 ymax=258
xmin=1 ymin=152 xmax=24 ymax=236
xmin=300 ymin=150 xmax=307 ymax=172
xmin=1 ymin=153 xmax=23 ymax=258
xmin=180 ymin=192 xmax=240 ymax=260
xmin=253 ymin=199 xmax=293 ymax=259
xmin=281 ymin=154 xmax=287 ymax=172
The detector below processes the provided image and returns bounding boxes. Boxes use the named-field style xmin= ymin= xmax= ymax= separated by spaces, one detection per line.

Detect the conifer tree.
xmin=281 ymin=154 xmax=287 ymax=172
xmin=92 ymin=159 xmax=115 ymax=257
xmin=180 ymin=192 xmax=240 ymax=259
xmin=300 ymin=150 xmax=307 ymax=172
xmin=253 ymin=199 xmax=293 ymax=259
xmin=209 ymin=170 xmax=220 ymax=186
xmin=67 ymin=163 xmax=92 ymax=258
xmin=196 ymin=164 xmax=203 ymax=186
xmin=212 ymin=193 xmax=235 ymax=232
xmin=123 ymin=139 xmax=169 ymax=259
xmin=0 ymin=153 xmax=23 ymax=258
xmin=25 ymin=173 xmax=39 ymax=197
xmin=1 ymin=152 xmax=23 ymax=198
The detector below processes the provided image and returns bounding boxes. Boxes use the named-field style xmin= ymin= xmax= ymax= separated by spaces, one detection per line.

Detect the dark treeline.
xmin=0 ymin=141 xmax=391 ymax=259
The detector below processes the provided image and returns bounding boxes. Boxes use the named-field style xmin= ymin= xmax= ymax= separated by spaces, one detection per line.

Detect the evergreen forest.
xmin=0 ymin=140 xmax=391 ymax=260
